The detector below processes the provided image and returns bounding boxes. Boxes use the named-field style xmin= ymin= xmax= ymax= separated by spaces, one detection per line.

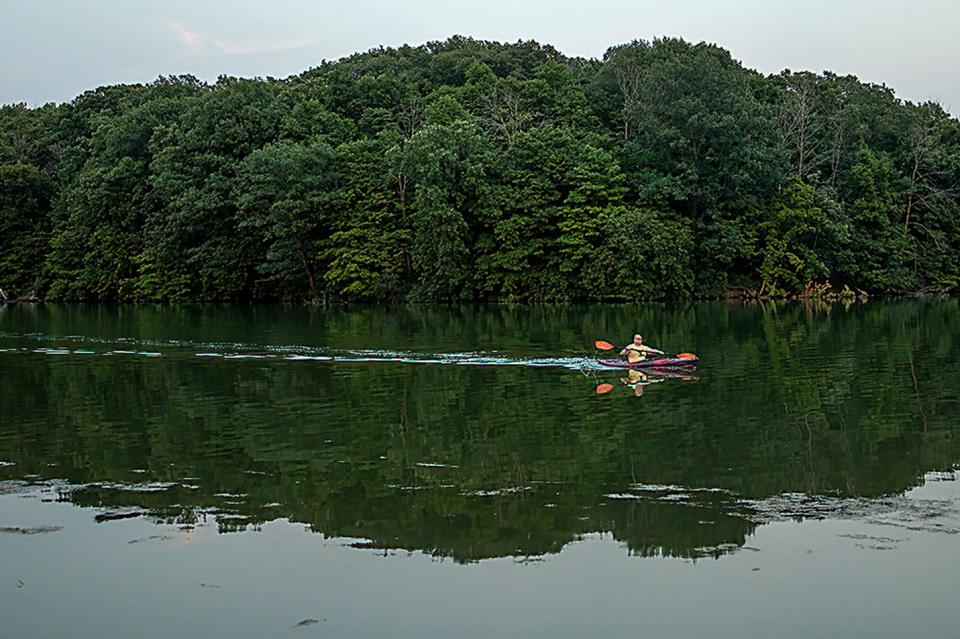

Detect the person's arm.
xmin=642 ymin=345 xmax=665 ymax=355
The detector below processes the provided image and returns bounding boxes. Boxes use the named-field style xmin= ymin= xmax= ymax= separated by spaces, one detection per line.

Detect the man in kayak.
xmin=620 ymin=334 xmax=664 ymax=364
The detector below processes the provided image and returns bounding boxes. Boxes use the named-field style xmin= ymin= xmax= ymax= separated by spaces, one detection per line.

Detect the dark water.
xmin=1 ymin=301 xmax=958 ymax=638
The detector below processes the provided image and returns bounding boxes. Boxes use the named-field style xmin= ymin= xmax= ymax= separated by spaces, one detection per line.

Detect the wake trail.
xmin=0 ymin=331 xmax=605 ymax=371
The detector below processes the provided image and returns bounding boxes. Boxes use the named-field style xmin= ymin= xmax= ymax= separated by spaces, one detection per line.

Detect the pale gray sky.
xmin=2 ymin=0 xmax=957 ymax=113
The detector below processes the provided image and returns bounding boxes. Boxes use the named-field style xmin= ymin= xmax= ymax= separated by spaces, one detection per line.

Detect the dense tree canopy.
xmin=1 ymin=37 xmax=958 ymax=302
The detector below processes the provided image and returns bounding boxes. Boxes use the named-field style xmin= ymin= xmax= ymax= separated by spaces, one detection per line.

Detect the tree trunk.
xmin=296 ymin=238 xmax=318 ymax=300
xmin=904 ymin=157 xmax=920 ymax=234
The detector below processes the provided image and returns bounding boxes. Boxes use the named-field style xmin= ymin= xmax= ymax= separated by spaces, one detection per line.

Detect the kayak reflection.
xmin=621 ymin=368 xmax=664 ymax=397
xmin=595 ymin=367 xmax=699 ymax=397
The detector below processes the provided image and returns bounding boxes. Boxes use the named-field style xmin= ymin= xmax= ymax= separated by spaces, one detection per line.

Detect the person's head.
xmin=633 ymin=334 xmax=643 ymax=345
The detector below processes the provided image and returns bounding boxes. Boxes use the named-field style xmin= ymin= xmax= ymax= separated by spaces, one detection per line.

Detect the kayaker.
xmin=620 ymin=334 xmax=664 ymax=364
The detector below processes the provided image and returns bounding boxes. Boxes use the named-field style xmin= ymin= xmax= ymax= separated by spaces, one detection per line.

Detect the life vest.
xmin=623 ymin=344 xmax=647 ymax=363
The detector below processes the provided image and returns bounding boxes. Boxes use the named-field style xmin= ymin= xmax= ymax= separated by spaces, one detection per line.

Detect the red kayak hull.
xmin=598 ymin=356 xmax=698 ymax=369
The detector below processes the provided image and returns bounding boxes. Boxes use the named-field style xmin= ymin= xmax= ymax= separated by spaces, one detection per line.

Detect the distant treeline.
xmin=1 ymin=36 xmax=958 ymax=303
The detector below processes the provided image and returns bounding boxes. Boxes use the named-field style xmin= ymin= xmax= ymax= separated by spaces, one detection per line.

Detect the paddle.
xmin=595 ymin=383 xmax=614 ymax=395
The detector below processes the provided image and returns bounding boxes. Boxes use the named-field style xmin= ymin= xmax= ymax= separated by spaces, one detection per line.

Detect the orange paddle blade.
xmin=677 ymin=352 xmax=697 ymax=360
xmin=595 ymin=383 xmax=615 ymax=395
xmin=594 ymin=340 xmax=615 ymax=351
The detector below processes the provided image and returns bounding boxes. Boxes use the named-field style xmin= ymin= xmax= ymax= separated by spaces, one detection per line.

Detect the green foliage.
xmin=236 ymin=141 xmax=336 ymax=300
xmin=403 ymin=120 xmax=489 ymax=300
xmin=322 ymin=139 xmax=410 ymax=301
xmin=1 ymin=37 xmax=958 ymax=302
xmin=280 ymin=99 xmax=357 ymax=147
xmin=422 ymin=93 xmax=470 ymax=127
xmin=0 ymin=163 xmax=53 ymax=296
xmin=141 ymin=79 xmax=288 ymax=301
xmin=606 ymin=208 xmax=696 ymax=299
xmin=843 ymin=147 xmax=917 ymax=292
xmin=757 ymin=180 xmax=844 ymax=296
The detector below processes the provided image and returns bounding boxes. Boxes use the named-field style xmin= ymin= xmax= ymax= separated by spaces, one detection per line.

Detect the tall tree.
xmin=236 ymin=141 xmax=336 ymax=301
xmin=0 ymin=163 xmax=53 ymax=297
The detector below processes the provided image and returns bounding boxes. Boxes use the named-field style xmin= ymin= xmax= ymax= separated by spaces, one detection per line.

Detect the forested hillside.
xmin=2 ymin=36 xmax=958 ymax=303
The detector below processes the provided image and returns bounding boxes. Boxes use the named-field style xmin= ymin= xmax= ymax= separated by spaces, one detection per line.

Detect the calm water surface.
xmin=1 ymin=301 xmax=958 ymax=638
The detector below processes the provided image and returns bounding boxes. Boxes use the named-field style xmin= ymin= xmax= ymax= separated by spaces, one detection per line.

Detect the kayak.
xmin=598 ymin=356 xmax=698 ymax=369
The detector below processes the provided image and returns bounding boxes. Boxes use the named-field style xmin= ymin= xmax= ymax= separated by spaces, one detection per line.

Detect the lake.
xmin=1 ymin=300 xmax=958 ymax=638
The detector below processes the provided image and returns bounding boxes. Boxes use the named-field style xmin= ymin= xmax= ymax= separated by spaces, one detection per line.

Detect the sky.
xmin=2 ymin=0 xmax=957 ymax=114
